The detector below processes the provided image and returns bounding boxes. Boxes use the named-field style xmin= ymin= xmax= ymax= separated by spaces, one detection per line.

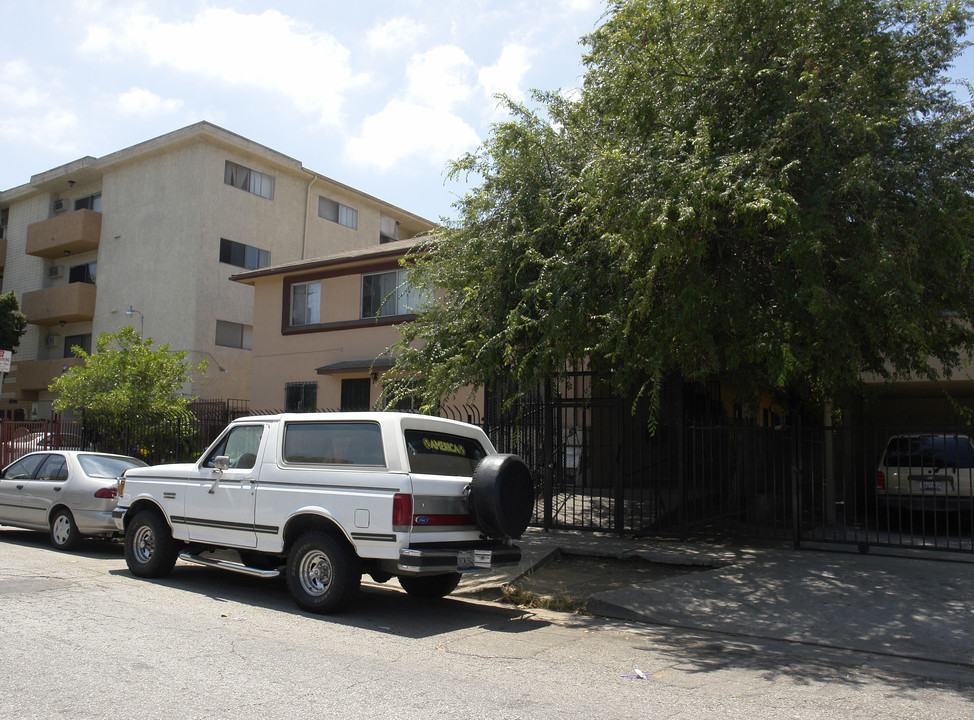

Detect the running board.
xmin=179 ymin=552 xmax=280 ymax=578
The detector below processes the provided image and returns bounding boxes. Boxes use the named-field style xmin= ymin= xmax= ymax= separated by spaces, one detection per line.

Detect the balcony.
xmin=6 ymin=357 xmax=84 ymax=401
xmin=26 ymin=209 xmax=102 ymax=258
xmin=21 ymin=282 xmax=97 ymax=326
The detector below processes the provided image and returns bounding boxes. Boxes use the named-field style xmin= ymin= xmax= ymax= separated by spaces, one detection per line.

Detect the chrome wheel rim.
xmin=52 ymin=514 xmax=71 ymax=546
xmin=132 ymin=524 xmax=155 ymax=564
xmin=298 ymin=549 xmax=332 ymax=597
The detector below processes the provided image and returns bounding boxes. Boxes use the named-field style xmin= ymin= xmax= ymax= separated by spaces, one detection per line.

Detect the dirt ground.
xmin=501 ymin=552 xmax=712 ymax=612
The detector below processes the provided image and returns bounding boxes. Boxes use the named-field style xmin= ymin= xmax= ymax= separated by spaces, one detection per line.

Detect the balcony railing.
xmin=21 ymin=282 xmax=97 ymax=325
xmin=26 ymin=209 xmax=102 ymax=258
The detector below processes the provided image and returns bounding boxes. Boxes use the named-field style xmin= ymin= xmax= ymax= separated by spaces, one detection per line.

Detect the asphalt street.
xmin=1 ymin=527 xmax=973 ymax=719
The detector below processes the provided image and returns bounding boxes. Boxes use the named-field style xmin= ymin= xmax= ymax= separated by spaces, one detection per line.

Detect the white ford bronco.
xmin=113 ymin=412 xmax=534 ymax=613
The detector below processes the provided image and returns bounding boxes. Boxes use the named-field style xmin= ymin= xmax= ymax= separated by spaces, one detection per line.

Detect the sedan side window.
xmin=36 ymin=455 xmax=68 ymax=482
xmin=2 ymin=454 xmax=47 ymax=480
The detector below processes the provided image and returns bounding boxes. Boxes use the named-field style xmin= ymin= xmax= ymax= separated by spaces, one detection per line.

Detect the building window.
xmin=340 ymin=378 xmax=371 ymax=411
xmin=68 ymin=262 xmax=96 ymax=284
xmin=361 ymin=269 xmax=425 ymax=318
xmin=63 ymin=334 xmax=92 ymax=359
xmin=224 ymin=160 xmax=274 ymax=199
xmin=290 ymin=280 xmax=321 ymax=326
xmin=219 ymin=238 xmax=271 ymax=270
xmin=215 ymin=320 xmax=253 ymax=350
xmin=74 ymin=193 xmax=102 ymax=212
xmin=318 ymin=197 xmax=358 ymax=230
xmin=379 ymin=214 xmax=400 ymax=243
xmin=285 ymin=382 xmax=317 ymax=412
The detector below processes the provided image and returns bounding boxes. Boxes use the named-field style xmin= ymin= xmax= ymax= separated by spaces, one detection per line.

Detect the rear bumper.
xmin=73 ymin=508 xmax=117 ymax=536
xmin=112 ymin=506 xmax=127 ymax=531
xmin=398 ymin=542 xmax=521 ymax=574
xmin=878 ymin=494 xmax=974 ymax=512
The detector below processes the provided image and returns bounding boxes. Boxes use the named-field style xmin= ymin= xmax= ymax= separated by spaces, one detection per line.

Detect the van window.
xmin=283 ymin=422 xmax=384 ymax=466
xmin=883 ymin=434 xmax=974 ymax=469
xmin=404 ymin=430 xmax=486 ymax=477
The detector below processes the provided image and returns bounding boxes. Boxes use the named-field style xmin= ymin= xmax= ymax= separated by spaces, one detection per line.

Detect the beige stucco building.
xmin=231 ymin=240 xmax=483 ymax=419
xmin=0 ymin=122 xmax=433 ymax=419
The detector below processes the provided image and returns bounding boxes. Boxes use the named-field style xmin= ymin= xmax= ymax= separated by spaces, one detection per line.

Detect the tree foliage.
xmin=0 ymin=291 xmax=28 ymax=352
xmin=50 ymin=327 xmax=207 ymax=421
xmin=387 ymin=0 xmax=974 ymax=415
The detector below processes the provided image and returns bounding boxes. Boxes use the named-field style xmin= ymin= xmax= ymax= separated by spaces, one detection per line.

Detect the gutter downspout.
xmin=302 ymin=170 xmax=317 ymax=260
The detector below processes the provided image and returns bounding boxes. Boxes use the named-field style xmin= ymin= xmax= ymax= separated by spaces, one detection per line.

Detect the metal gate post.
xmin=677 ymin=377 xmax=687 ymax=541
xmin=543 ymin=382 xmax=554 ymax=531
xmin=791 ymin=412 xmax=802 ymax=550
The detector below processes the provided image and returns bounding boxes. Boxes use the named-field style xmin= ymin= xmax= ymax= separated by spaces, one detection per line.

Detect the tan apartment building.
xmin=0 ymin=122 xmax=433 ymax=419
xmin=230 ymin=240 xmax=482 ymax=418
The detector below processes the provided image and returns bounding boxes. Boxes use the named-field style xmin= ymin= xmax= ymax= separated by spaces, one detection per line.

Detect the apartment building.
xmin=0 ymin=122 xmax=433 ymax=419
xmin=230 ymin=239 xmax=467 ymax=413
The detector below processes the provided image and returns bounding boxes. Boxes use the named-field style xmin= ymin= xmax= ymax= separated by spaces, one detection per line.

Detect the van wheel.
xmin=399 ymin=572 xmax=462 ymax=599
xmin=125 ymin=510 xmax=179 ymax=578
xmin=469 ymin=454 xmax=534 ymax=539
xmin=286 ymin=532 xmax=360 ymax=614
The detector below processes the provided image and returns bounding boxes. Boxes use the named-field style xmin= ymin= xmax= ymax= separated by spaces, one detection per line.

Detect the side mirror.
xmin=213 ymin=455 xmax=231 ymax=471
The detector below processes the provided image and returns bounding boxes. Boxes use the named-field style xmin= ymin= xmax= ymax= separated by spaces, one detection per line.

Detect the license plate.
xmin=921 ymin=480 xmax=946 ymax=492
xmin=457 ymin=550 xmax=475 ymax=570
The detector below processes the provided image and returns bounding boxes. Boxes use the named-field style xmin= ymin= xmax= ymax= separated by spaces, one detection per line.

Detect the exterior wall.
xmin=248 ymin=270 xmax=403 ymax=410
xmin=244 ymin=249 xmax=483 ymax=417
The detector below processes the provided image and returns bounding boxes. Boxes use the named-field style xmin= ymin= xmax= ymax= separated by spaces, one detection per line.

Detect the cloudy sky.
xmin=0 ymin=0 xmax=605 ymax=223
xmin=2 ymin=0 xmax=973 ymax=224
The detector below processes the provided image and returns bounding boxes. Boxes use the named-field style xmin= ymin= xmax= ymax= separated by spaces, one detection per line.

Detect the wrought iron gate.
xmin=483 ymin=376 xmax=974 ymax=554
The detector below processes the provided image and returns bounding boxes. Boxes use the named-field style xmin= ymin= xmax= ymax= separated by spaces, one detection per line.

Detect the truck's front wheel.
xmin=125 ymin=510 xmax=179 ymax=578
xmin=286 ymin=532 xmax=360 ymax=614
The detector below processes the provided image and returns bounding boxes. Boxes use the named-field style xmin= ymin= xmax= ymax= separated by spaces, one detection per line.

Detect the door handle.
xmin=53 ymin=487 xmax=62 ymax=492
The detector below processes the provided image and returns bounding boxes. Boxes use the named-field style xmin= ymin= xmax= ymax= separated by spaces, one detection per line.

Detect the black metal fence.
xmin=484 ymin=378 xmax=974 ymax=555
xmin=6 ymin=395 xmax=971 ymax=554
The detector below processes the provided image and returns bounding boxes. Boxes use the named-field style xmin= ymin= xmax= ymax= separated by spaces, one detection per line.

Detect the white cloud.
xmin=367 ymin=17 xmax=426 ymax=53
xmin=82 ymin=7 xmax=367 ymax=125
xmin=405 ymin=46 xmax=477 ymax=111
xmin=0 ymin=59 xmax=79 ymax=151
xmin=344 ymin=100 xmax=479 ymax=172
xmin=116 ymin=87 xmax=183 ymax=117
xmin=479 ymin=43 xmax=534 ymax=102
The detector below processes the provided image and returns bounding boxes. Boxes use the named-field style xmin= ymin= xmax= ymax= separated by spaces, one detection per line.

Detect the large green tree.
xmin=50 ymin=327 xmax=207 ymax=421
xmin=388 ymin=0 xmax=974 ymax=416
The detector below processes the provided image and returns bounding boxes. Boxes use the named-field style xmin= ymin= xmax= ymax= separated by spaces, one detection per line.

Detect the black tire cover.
xmin=469 ymin=454 xmax=534 ymax=539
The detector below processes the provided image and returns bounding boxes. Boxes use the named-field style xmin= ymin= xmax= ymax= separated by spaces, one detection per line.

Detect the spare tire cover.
xmin=469 ymin=454 xmax=534 ymax=539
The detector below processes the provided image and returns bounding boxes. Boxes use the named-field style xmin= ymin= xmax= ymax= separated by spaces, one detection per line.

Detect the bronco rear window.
xmin=404 ymin=429 xmax=487 ymax=477
xmin=283 ymin=421 xmax=385 ymax=466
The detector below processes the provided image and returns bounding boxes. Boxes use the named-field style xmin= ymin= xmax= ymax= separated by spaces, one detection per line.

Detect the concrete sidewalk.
xmin=457 ymin=528 xmax=974 ymax=669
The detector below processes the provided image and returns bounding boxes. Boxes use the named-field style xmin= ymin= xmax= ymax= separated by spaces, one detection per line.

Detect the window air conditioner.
xmin=44 ymin=334 xmax=58 ymax=348
xmin=53 ymin=199 xmax=65 ymax=212
xmin=48 ymin=265 xmax=62 ymax=279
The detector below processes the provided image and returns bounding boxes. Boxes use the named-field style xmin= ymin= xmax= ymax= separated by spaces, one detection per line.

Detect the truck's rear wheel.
xmin=125 ymin=510 xmax=179 ymax=578
xmin=286 ymin=532 xmax=360 ymax=614
xmin=399 ymin=572 xmax=461 ymax=599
